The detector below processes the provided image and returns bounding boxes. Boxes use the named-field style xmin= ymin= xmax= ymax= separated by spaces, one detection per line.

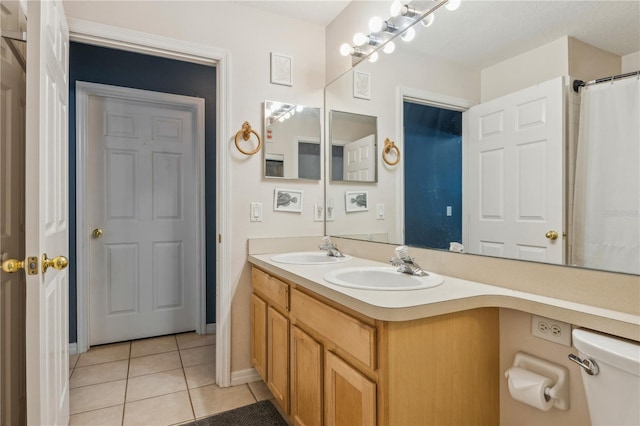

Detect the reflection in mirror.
xmin=329 ymin=110 xmax=377 ymax=182
xmin=325 ymin=1 xmax=640 ymax=275
xmin=263 ymin=100 xmax=321 ymax=180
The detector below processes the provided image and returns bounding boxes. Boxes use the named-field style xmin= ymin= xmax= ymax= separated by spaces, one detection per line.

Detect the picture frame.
xmin=345 ymin=191 xmax=368 ymax=212
xmin=274 ymin=188 xmax=303 ymax=212
xmin=353 ymin=70 xmax=371 ymax=100
xmin=270 ymin=52 xmax=293 ymax=86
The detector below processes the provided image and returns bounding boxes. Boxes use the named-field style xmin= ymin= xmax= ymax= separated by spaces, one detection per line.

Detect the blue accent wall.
xmin=68 ymin=42 xmax=217 ymax=343
xmin=404 ymin=102 xmax=462 ymax=250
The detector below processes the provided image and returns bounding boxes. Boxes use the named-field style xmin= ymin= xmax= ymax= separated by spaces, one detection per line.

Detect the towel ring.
xmin=235 ymin=121 xmax=262 ymax=155
xmin=382 ymin=138 xmax=400 ymax=166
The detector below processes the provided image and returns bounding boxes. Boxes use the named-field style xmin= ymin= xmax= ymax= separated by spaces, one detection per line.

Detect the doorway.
xmin=69 ymin=43 xmax=216 ymax=351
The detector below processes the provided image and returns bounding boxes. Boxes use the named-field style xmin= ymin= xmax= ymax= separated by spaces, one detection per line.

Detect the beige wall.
xmin=62 ymin=0 xmax=326 ymax=373
xmin=568 ymin=37 xmax=621 ymax=82
xmin=622 ymin=51 xmax=640 ymax=73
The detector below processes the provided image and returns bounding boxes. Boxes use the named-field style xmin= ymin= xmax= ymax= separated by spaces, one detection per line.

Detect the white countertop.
xmin=248 ymin=252 xmax=640 ymax=342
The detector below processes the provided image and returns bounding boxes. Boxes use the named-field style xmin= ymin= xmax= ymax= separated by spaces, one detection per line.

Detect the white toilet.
xmin=572 ymin=328 xmax=640 ymax=425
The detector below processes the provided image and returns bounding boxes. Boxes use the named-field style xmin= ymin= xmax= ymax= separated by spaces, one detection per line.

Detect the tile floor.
xmin=69 ymin=333 xmax=274 ymax=426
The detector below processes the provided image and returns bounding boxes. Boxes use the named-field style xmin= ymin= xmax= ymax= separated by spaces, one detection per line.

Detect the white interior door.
xmin=343 ymin=134 xmax=375 ymax=181
xmin=465 ymin=76 xmax=565 ymax=263
xmin=87 ymin=89 xmax=200 ymax=345
xmin=24 ymin=1 xmax=70 ymax=425
xmin=0 ymin=1 xmax=27 ymax=424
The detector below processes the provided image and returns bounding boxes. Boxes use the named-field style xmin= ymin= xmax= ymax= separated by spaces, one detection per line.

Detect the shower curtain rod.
xmin=573 ymin=70 xmax=640 ymax=93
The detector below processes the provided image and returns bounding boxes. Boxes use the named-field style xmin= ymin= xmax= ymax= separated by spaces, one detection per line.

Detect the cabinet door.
xmin=250 ymin=293 xmax=267 ymax=381
xmin=268 ymin=306 xmax=289 ymax=413
xmin=325 ymin=351 xmax=376 ymax=426
xmin=291 ymin=326 xmax=323 ymax=426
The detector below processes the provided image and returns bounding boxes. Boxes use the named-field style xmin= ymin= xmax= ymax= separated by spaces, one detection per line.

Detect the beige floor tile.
xmin=69 ymin=353 xmax=80 ymax=370
xmin=70 ymin=379 xmax=127 ymax=415
xmin=248 ymin=380 xmax=274 ymax=401
xmin=184 ymin=363 xmax=215 ymax=389
xmin=176 ymin=332 xmax=215 ymax=350
xmin=77 ymin=342 xmax=130 ymax=367
xmin=130 ymin=335 xmax=177 ymax=358
xmin=126 ymin=368 xmax=187 ymax=402
xmin=70 ymin=360 xmax=129 ymax=389
xmin=180 ymin=345 xmax=215 ymax=368
xmin=128 ymin=351 xmax=181 ymax=378
xmin=123 ymin=390 xmax=193 ymax=426
xmin=190 ymin=384 xmax=256 ymax=419
xmin=69 ymin=404 xmax=123 ymax=425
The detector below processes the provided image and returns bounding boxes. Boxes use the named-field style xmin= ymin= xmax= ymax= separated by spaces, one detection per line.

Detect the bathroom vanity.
xmin=249 ymin=262 xmax=500 ymax=425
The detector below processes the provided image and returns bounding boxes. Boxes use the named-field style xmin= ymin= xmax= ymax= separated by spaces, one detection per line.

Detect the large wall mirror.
xmin=264 ymin=100 xmax=321 ymax=180
xmin=325 ymin=0 xmax=640 ymax=275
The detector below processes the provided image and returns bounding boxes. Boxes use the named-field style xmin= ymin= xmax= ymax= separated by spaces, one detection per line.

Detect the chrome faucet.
xmin=319 ymin=236 xmax=344 ymax=257
xmin=390 ymin=246 xmax=427 ymax=276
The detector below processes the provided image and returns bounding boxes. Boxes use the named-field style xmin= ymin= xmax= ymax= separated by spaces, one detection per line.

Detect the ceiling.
xmin=237 ymin=1 xmax=640 ymax=70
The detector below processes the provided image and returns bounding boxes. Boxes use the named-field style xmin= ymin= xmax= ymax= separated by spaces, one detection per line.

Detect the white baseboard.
xmin=230 ymin=368 xmax=261 ymax=386
xmin=205 ymin=323 xmax=216 ymax=334
xmin=69 ymin=343 xmax=78 ymax=355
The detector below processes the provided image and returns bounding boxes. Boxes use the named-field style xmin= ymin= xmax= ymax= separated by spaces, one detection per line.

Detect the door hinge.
xmin=218 ymin=234 xmax=222 ymax=243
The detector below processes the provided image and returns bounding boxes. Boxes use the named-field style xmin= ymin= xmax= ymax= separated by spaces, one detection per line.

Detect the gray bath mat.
xmin=185 ymin=400 xmax=287 ymax=426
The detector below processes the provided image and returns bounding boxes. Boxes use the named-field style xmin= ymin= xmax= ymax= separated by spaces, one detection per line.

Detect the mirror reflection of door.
xmin=403 ymin=102 xmax=463 ymax=250
xmin=329 ymin=110 xmax=377 ymax=182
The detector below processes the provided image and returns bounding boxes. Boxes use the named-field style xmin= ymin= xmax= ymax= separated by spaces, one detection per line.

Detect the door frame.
xmin=395 ymin=87 xmax=475 ymax=245
xmin=68 ymin=19 xmax=233 ymax=387
xmin=76 ymin=81 xmax=205 ymax=347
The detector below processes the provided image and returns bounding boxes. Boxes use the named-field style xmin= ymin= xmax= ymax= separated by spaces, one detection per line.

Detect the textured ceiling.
xmin=239 ymin=1 xmax=639 ymax=70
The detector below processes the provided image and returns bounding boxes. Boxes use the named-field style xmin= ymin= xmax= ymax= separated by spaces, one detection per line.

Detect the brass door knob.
xmin=92 ymin=228 xmax=103 ymax=239
xmin=545 ymin=230 xmax=559 ymax=240
xmin=42 ymin=254 xmax=69 ymax=273
xmin=1 ymin=258 xmax=25 ymax=273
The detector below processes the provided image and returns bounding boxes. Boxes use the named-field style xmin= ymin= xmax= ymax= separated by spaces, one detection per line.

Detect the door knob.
xmin=545 ymin=230 xmax=559 ymax=240
xmin=2 ymin=258 xmax=25 ymax=273
xmin=42 ymin=253 xmax=69 ymax=273
xmin=92 ymin=228 xmax=103 ymax=238
xmin=2 ymin=256 xmax=39 ymax=275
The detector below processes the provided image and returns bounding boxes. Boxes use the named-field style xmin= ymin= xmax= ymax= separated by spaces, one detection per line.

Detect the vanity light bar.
xmin=339 ymin=0 xmax=456 ymax=66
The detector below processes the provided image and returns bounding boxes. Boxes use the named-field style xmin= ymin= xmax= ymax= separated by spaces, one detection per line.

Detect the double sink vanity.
xmin=248 ymin=237 xmax=639 ymax=425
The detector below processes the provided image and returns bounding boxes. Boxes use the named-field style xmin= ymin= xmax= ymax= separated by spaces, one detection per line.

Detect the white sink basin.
xmin=324 ymin=266 xmax=444 ymax=291
xmin=270 ymin=251 xmax=352 ymax=265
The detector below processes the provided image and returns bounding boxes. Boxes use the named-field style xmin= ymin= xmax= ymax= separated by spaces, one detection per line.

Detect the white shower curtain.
xmin=572 ymin=76 xmax=640 ymax=275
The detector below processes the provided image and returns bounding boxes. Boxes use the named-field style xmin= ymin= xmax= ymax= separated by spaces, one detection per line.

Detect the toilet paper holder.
xmin=506 ymin=352 xmax=570 ymax=410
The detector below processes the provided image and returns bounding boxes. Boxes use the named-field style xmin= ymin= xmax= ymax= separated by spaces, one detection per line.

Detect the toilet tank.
xmin=572 ymin=329 xmax=640 ymax=426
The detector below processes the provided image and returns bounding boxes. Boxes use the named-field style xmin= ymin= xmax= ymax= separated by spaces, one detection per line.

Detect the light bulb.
xmin=401 ymin=27 xmax=416 ymax=42
xmin=421 ymin=13 xmax=435 ymax=27
xmin=295 ymin=105 xmax=304 ymax=112
xmin=353 ymin=32 xmax=367 ymax=46
xmin=290 ymin=110 xmax=295 ymax=117
xmin=445 ymin=0 xmax=461 ymax=11
xmin=368 ymin=16 xmax=383 ymax=32
xmin=390 ymin=0 xmax=402 ymax=17
xmin=339 ymin=43 xmax=353 ymax=56
xmin=284 ymin=112 xmax=291 ymax=119
xmin=368 ymin=51 xmax=379 ymax=63
xmin=270 ymin=102 xmax=282 ymax=112
xmin=383 ymin=41 xmax=396 ymax=54
xmin=278 ymin=117 xmax=285 ymax=123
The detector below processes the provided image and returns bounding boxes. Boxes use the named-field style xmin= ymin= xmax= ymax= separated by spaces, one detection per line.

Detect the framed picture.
xmin=274 ymin=188 xmax=303 ymax=212
xmin=270 ymin=52 xmax=293 ymax=86
xmin=345 ymin=191 xmax=368 ymax=212
xmin=353 ymin=70 xmax=371 ymax=100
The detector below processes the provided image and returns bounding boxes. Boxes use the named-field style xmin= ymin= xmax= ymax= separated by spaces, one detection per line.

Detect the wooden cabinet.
xmin=325 ymin=351 xmax=376 ymax=426
xmin=250 ymin=294 xmax=267 ymax=381
xmin=250 ymin=266 xmax=499 ymax=425
xmin=291 ymin=326 xmax=323 ymax=426
xmin=267 ymin=306 xmax=289 ymax=412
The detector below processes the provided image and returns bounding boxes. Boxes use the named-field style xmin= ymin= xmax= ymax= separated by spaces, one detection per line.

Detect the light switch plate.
xmin=376 ymin=203 xmax=384 ymax=220
xmin=314 ymin=203 xmax=324 ymax=221
xmin=250 ymin=203 xmax=263 ymax=222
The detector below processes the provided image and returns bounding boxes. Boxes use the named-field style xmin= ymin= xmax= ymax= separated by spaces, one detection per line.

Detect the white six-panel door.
xmin=343 ymin=134 xmax=376 ymax=181
xmin=466 ymin=77 xmax=565 ymax=264
xmin=87 ymin=90 xmax=200 ymax=345
xmin=24 ymin=0 xmax=70 ymax=424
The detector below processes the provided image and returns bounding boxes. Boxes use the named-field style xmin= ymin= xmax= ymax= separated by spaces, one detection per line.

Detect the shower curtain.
xmin=572 ymin=76 xmax=640 ymax=275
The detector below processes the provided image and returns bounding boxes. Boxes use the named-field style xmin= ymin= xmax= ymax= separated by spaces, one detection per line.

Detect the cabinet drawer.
xmin=290 ymin=288 xmax=375 ymax=369
xmin=252 ymin=267 xmax=289 ymax=311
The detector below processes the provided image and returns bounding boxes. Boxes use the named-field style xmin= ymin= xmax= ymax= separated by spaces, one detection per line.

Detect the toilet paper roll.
xmin=505 ymin=367 xmax=554 ymax=411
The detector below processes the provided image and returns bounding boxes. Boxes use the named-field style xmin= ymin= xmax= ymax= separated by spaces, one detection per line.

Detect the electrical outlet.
xmin=531 ymin=314 xmax=572 ymax=346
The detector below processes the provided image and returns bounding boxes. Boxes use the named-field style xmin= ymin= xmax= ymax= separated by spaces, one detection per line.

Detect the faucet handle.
xmin=394 ymin=245 xmax=409 ymax=257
